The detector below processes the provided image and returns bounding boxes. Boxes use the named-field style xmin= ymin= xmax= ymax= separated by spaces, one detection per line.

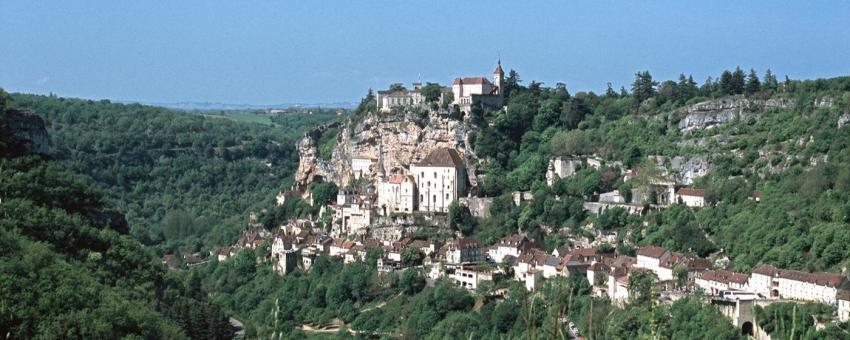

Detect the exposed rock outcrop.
xmin=838 ymin=114 xmax=850 ymax=128
xmin=1 ymin=108 xmax=50 ymax=156
xmin=292 ymin=112 xmax=479 ymax=192
xmin=677 ymin=98 xmax=794 ymax=132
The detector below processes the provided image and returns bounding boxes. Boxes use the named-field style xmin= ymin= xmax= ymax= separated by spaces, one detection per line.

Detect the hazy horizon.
xmin=2 ymin=1 xmax=849 ymax=105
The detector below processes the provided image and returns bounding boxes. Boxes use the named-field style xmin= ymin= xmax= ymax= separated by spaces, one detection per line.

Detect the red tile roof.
xmin=700 ymin=269 xmax=749 ymax=285
xmin=452 ymin=77 xmax=492 ymax=85
xmin=676 ymin=187 xmax=706 ymax=197
xmin=415 ymin=148 xmax=464 ymax=167
xmin=637 ymin=246 xmax=669 ymax=259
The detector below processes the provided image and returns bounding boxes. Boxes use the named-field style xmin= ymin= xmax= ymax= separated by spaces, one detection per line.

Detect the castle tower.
xmin=493 ymin=59 xmax=505 ymax=97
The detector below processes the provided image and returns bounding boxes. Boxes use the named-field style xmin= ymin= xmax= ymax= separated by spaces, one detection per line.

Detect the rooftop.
xmin=415 ymin=148 xmax=464 ymax=167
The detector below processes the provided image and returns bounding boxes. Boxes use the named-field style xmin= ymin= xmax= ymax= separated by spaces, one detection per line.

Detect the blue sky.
xmin=1 ymin=1 xmax=849 ymax=105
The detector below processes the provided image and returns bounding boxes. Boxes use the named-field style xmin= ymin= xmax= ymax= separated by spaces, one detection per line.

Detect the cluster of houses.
xmin=252 ymin=221 xmax=849 ymax=322
xmin=330 ymin=147 xmax=468 ymax=236
xmin=545 ymin=155 xmax=710 ymax=216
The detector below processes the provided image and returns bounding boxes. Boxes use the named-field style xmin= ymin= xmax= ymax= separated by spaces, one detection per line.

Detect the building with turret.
xmin=452 ymin=60 xmax=506 ymax=115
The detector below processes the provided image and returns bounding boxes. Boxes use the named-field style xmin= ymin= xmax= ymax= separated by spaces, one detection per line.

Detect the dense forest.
xmin=9 ymin=93 xmax=342 ymax=255
xmin=0 ymin=89 xmax=233 ymax=339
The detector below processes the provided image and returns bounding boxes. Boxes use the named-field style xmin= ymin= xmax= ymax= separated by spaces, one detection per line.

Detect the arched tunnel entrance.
xmin=741 ymin=321 xmax=754 ymax=337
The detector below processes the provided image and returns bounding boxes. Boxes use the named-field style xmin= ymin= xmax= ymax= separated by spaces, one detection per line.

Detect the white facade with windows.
xmin=376 ymin=175 xmax=417 ymax=215
xmin=411 ymin=148 xmax=466 ymax=213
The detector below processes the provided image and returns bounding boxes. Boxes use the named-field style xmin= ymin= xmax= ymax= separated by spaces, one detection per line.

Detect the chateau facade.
xmin=452 ymin=61 xmax=505 ymax=115
xmin=411 ymin=148 xmax=466 ymax=213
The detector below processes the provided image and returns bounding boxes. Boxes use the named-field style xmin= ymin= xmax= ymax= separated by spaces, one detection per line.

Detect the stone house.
xmin=749 ymin=264 xmax=849 ymax=304
xmin=271 ymin=234 xmax=299 ymax=275
xmin=451 ymin=263 xmax=498 ymax=290
xmin=488 ymin=234 xmax=531 ymax=264
xmin=695 ymin=269 xmax=750 ymax=295
xmin=676 ymin=187 xmax=707 ymax=207
xmin=442 ymin=238 xmax=483 ymax=265
xmin=330 ymin=238 xmax=356 ymax=257
xmin=376 ymin=174 xmax=417 ymax=215
xmin=839 ymin=290 xmax=850 ymax=322
xmin=411 ymin=148 xmax=466 ymax=213
xmin=452 ymin=61 xmax=505 ymax=115
xmin=334 ymin=190 xmax=374 ymax=235
xmin=546 ymin=157 xmax=585 ymax=186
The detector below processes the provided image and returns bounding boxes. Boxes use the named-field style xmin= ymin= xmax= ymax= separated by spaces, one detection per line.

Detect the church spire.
xmin=493 ymin=59 xmax=504 ymax=75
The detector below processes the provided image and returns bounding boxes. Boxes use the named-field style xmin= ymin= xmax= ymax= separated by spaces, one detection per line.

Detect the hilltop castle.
xmin=451 ymin=60 xmax=505 ymax=115
xmin=375 ymin=61 xmax=507 ymax=115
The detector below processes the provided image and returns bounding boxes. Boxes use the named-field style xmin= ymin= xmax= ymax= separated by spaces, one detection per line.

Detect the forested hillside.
xmin=183 ymin=69 xmax=850 ymax=339
xmin=9 ymin=93 xmax=342 ymax=254
xmin=0 ymin=89 xmax=233 ymax=339
xmin=469 ymin=69 xmax=850 ymax=273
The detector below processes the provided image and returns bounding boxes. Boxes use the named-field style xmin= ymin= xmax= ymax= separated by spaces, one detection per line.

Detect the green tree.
xmin=628 ymin=270 xmax=658 ymax=306
xmin=399 ymin=269 xmax=426 ymax=295
xmin=631 ymin=71 xmax=658 ymax=104
xmin=401 ymin=247 xmax=425 ymax=267
xmin=745 ymin=68 xmax=761 ymax=95
xmin=420 ymin=83 xmax=443 ymax=103
xmin=310 ymin=181 xmax=339 ymax=206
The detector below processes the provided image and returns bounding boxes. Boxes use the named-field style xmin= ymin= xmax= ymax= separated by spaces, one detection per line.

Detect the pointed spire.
xmin=493 ymin=59 xmax=504 ymax=75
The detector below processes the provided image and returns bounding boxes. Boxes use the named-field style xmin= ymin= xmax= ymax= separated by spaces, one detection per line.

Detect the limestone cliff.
xmin=676 ymin=98 xmax=794 ymax=132
xmin=292 ymin=111 xmax=479 ymax=192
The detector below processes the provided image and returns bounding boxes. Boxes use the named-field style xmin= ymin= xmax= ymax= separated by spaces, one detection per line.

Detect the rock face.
xmin=677 ymin=98 xmax=794 ymax=132
xmin=838 ymin=114 xmax=850 ymax=129
xmin=670 ymin=156 xmax=712 ymax=185
xmin=292 ymin=112 xmax=478 ymax=192
xmin=1 ymin=108 xmax=50 ymax=156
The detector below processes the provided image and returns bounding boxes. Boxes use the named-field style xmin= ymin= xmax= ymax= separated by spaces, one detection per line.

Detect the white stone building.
xmin=488 ymin=234 xmax=529 ymax=264
xmin=839 ymin=291 xmax=850 ymax=322
xmin=749 ymin=264 xmax=849 ymax=304
xmin=376 ymin=174 xmax=417 ymax=215
xmin=452 ymin=61 xmax=505 ymax=115
xmin=376 ymin=83 xmax=450 ymax=112
xmin=411 ymin=148 xmax=466 ymax=213
xmin=695 ymin=269 xmax=750 ymax=295
xmin=334 ymin=190 xmax=373 ymax=235
xmin=676 ymin=187 xmax=707 ymax=207
xmin=636 ymin=246 xmax=669 ymax=276
xmin=442 ymin=238 xmax=483 ymax=265
xmin=451 ymin=264 xmax=496 ymax=290
xmin=546 ymin=157 xmax=585 ymax=186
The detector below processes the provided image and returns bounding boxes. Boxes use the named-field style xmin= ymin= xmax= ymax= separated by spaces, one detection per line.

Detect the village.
xmin=192 ymin=62 xmax=850 ymax=337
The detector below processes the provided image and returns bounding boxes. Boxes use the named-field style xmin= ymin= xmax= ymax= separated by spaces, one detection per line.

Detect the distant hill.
xmin=118 ymin=100 xmax=358 ymax=111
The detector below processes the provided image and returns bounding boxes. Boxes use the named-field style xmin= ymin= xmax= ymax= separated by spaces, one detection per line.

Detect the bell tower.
xmin=493 ymin=59 xmax=505 ymax=99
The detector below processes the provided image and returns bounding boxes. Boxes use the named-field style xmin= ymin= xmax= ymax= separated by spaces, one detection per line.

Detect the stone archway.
xmin=741 ymin=321 xmax=754 ymax=336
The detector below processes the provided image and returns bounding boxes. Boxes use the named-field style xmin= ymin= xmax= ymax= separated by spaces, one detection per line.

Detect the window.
xmin=433 ymin=195 xmax=436 ymax=203
xmin=446 ymin=193 xmax=449 ymax=200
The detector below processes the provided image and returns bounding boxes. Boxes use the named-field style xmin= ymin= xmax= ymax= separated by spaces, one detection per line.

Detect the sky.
xmin=2 ymin=1 xmax=849 ymax=105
